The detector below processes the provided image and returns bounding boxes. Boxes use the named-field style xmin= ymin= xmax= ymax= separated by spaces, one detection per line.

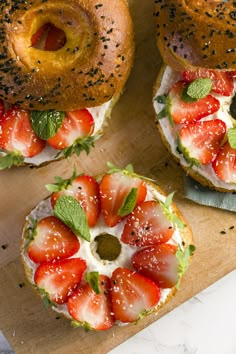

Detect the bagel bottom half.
xmin=20 ymin=165 xmax=194 ymax=330
xmin=153 ymin=65 xmax=236 ymax=193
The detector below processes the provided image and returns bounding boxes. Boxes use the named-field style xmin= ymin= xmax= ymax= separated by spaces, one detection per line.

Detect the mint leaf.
xmin=228 ymin=128 xmax=236 ymax=149
xmin=159 ymin=192 xmax=186 ymax=229
xmin=86 ymin=272 xmax=100 ymax=294
xmin=176 ymin=244 xmax=196 ymax=288
xmin=118 ymin=188 xmax=138 ymax=217
xmin=54 ymin=195 xmax=90 ymax=241
xmin=30 ymin=110 xmax=65 ymax=140
xmin=184 ymin=78 xmax=212 ymax=101
xmin=46 ymin=167 xmax=78 ymax=193
xmin=0 ymin=150 xmax=24 ymax=169
xmin=33 ymin=284 xmax=57 ymax=309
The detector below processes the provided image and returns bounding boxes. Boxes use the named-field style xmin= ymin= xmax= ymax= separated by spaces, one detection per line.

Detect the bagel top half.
xmin=155 ymin=0 xmax=236 ymax=71
xmin=0 ymin=0 xmax=134 ymax=111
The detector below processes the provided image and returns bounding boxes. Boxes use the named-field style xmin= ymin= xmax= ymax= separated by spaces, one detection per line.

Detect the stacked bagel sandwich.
xmin=0 ymin=0 xmax=134 ymax=168
xmin=153 ymin=0 xmax=236 ymax=191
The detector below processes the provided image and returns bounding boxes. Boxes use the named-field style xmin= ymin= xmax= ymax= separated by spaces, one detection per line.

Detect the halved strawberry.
xmin=182 ymin=69 xmax=234 ymax=96
xmin=47 ymin=109 xmax=95 ymax=155
xmin=168 ymin=80 xmax=220 ymax=124
xmin=44 ymin=25 xmax=66 ymax=51
xmin=132 ymin=244 xmax=178 ymax=289
xmin=27 ymin=216 xmax=80 ymax=263
xmin=212 ymin=141 xmax=236 ymax=183
xmin=50 ymin=175 xmax=100 ymax=227
xmin=0 ymin=107 xmax=46 ymax=158
xmin=31 ymin=23 xmax=50 ymax=47
xmin=99 ymin=172 xmax=147 ymax=227
xmin=67 ymin=275 xmax=115 ymax=330
xmin=121 ymin=200 xmax=174 ymax=246
xmin=111 ymin=267 xmax=160 ymax=323
xmin=178 ymin=119 xmax=226 ymax=165
xmin=34 ymin=258 xmax=86 ymax=304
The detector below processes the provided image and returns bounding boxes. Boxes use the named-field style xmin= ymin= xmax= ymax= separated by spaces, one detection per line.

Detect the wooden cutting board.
xmin=1 ymin=1 xmax=236 ymax=353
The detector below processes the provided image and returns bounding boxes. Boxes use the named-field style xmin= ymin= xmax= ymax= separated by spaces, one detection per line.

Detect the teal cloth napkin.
xmin=184 ymin=176 xmax=236 ymax=212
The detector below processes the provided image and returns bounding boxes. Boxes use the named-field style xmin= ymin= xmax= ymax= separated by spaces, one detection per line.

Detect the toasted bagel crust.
xmin=155 ymin=0 xmax=236 ymax=71
xmin=0 ymin=0 xmax=134 ymax=110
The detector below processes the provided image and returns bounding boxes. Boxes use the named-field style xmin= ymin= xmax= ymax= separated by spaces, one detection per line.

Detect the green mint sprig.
xmin=0 ymin=149 xmax=24 ymax=170
xmin=227 ymin=128 xmax=236 ymax=149
xmin=54 ymin=195 xmax=91 ymax=241
xmin=30 ymin=110 xmax=65 ymax=140
xmin=182 ymin=78 xmax=213 ymax=102
xmin=118 ymin=187 xmax=138 ymax=217
xmin=86 ymin=272 xmax=100 ymax=294
xmin=55 ymin=134 xmax=100 ymax=159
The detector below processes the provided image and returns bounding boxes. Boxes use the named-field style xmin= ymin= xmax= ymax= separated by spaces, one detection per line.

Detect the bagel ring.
xmin=0 ymin=0 xmax=134 ymax=111
xmin=155 ymin=0 xmax=236 ymax=71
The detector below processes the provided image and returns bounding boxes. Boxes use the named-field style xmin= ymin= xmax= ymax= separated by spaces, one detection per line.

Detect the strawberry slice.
xmin=50 ymin=175 xmax=100 ymax=227
xmin=44 ymin=25 xmax=66 ymax=51
xmin=47 ymin=109 xmax=94 ymax=151
xmin=212 ymin=141 xmax=236 ymax=183
xmin=27 ymin=216 xmax=80 ymax=263
xmin=121 ymin=200 xmax=174 ymax=246
xmin=111 ymin=267 xmax=160 ymax=323
xmin=34 ymin=258 xmax=86 ymax=304
xmin=99 ymin=172 xmax=147 ymax=227
xmin=178 ymin=119 xmax=226 ymax=165
xmin=132 ymin=244 xmax=178 ymax=289
xmin=182 ymin=69 xmax=234 ymax=96
xmin=0 ymin=107 xmax=46 ymax=157
xmin=67 ymin=275 xmax=115 ymax=330
xmin=31 ymin=23 xmax=50 ymax=47
xmin=168 ymin=80 xmax=220 ymax=124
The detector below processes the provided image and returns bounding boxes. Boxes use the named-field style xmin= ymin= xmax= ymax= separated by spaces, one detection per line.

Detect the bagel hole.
xmin=94 ymin=233 xmax=122 ymax=261
xmin=31 ymin=23 xmax=66 ymax=51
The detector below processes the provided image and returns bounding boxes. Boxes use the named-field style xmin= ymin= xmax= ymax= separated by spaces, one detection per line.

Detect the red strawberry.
xmin=132 ymin=244 xmax=178 ymax=289
xmin=44 ymin=25 xmax=66 ymax=51
xmin=27 ymin=216 xmax=80 ymax=263
xmin=182 ymin=69 xmax=234 ymax=96
xmin=212 ymin=141 xmax=236 ymax=183
xmin=178 ymin=119 xmax=226 ymax=165
xmin=47 ymin=109 xmax=94 ymax=150
xmin=111 ymin=267 xmax=160 ymax=323
xmin=67 ymin=275 xmax=115 ymax=330
xmin=34 ymin=258 xmax=86 ymax=304
xmin=168 ymin=80 xmax=220 ymax=124
xmin=51 ymin=175 xmax=100 ymax=227
xmin=121 ymin=200 xmax=174 ymax=246
xmin=231 ymin=71 xmax=236 ymax=78
xmin=0 ymin=107 xmax=46 ymax=157
xmin=31 ymin=23 xmax=50 ymax=47
xmin=99 ymin=172 xmax=147 ymax=227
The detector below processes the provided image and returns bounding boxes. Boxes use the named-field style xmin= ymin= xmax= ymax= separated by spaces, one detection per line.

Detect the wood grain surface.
xmin=1 ymin=1 xmax=236 ymax=353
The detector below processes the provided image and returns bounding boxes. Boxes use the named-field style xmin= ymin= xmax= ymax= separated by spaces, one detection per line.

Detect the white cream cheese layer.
xmin=22 ymin=181 xmax=183 ymax=320
xmin=23 ymin=99 xmax=113 ymax=166
xmin=153 ymin=66 xmax=236 ymax=190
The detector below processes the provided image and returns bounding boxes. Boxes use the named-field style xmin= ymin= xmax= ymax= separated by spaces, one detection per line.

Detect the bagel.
xmin=1 ymin=0 xmax=134 ymax=110
xmin=0 ymin=0 xmax=134 ymax=168
xmin=155 ymin=0 xmax=236 ymax=71
xmin=21 ymin=165 xmax=194 ymax=331
xmin=153 ymin=1 xmax=236 ymax=192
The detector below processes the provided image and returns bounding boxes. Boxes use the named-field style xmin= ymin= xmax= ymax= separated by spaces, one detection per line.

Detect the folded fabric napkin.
xmin=184 ymin=176 xmax=236 ymax=212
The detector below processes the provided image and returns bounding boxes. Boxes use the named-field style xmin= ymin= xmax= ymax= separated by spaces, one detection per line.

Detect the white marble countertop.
xmin=109 ymin=270 xmax=236 ymax=354
xmin=0 ymin=270 xmax=235 ymax=354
